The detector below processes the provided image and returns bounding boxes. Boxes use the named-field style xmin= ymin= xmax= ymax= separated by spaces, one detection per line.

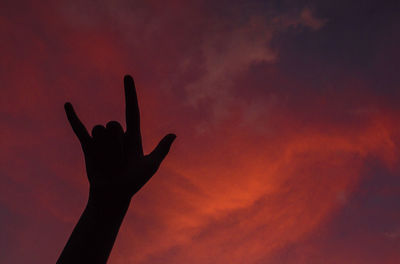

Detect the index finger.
xmin=124 ymin=75 xmax=143 ymax=156
xmin=64 ymin=102 xmax=91 ymax=151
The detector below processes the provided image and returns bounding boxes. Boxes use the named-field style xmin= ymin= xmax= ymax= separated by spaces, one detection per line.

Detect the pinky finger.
xmin=64 ymin=102 xmax=91 ymax=151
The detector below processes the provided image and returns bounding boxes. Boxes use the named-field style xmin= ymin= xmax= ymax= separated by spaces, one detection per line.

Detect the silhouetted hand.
xmin=64 ymin=75 xmax=176 ymax=205
xmin=58 ymin=75 xmax=176 ymax=264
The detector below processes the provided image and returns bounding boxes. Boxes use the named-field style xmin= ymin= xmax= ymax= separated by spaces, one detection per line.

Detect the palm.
xmin=64 ymin=75 xmax=176 ymax=202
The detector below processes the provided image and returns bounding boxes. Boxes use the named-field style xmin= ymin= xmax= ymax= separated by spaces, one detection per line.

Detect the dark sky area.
xmin=1 ymin=0 xmax=400 ymax=263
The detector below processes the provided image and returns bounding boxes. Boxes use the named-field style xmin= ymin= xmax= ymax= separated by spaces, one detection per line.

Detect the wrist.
xmin=88 ymin=186 xmax=132 ymax=212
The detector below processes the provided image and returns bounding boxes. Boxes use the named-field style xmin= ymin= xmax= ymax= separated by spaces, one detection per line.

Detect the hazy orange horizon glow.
xmin=1 ymin=0 xmax=400 ymax=263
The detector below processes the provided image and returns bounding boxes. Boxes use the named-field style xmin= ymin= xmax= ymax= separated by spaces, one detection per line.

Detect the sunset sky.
xmin=1 ymin=0 xmax=400 ymax=263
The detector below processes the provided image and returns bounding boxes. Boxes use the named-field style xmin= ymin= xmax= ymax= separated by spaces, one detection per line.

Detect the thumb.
xmin=148 ymin=133 xmax=176 ymax=169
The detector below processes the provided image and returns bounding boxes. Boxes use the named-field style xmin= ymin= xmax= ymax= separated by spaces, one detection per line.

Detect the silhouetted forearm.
xmin=57 ymin=192 xmax=131 ymax=264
